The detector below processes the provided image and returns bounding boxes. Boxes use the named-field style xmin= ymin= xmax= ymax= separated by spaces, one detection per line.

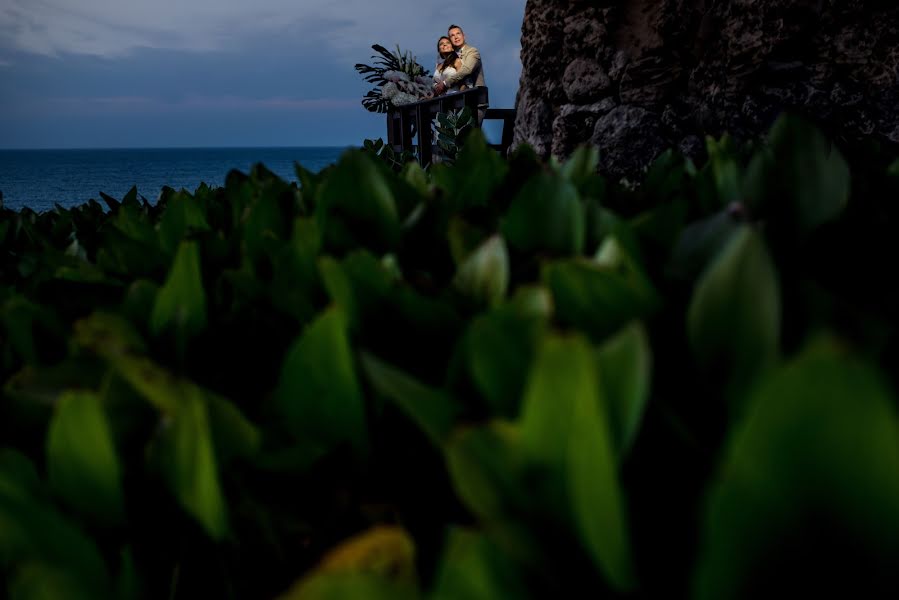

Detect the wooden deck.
xmin=385 ymin=87 xmax=515 ymax=165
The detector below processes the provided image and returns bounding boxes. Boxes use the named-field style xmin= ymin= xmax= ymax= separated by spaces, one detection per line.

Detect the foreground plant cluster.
xmin=2 ymin=116 xmax=899 ymax=598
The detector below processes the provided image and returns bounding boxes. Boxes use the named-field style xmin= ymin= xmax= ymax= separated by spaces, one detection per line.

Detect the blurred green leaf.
xmin=9 ymin=562 xmax=99 ymax=600
xmin=667 ymin=209 xmax=741 ymax=281
xmin=687 ymin=226 xmax=780 ymax=412
xmin=0 ymin=454 xmax=109 ymax=591
xmin=1 ymin=295 xmax=65 ymax=365
xmin=150 ymin=383 xmax=228 ymax=540
xmin=431 ymin=528 xmax=528 ymax=600
xmin=149 ymin=241 xmax=207 ymax=360
xmin=888 ymin=157 xmax=899 ymax=177
xmin=543 ymin=238 xmax=659 ymax=340
xmin=501 ymin=172 xmax=584 ymax=256
xmin=433 ymin=130 xmax=508 ymax=210
xmin=295 ymin=162 xmax=325 ymax=211
xmin=695 ymin=337 xmax=899 ymax=598
xmin=359 ymin=352 xmax=456 ymax=447
xmin=319 ymin=251 xmax=392 ymax=334
xmin=0 ymin=450 xmax=41 ymax=502
xmin=559 ymin=145 xmax=599 ymax=190
xmin=121 ymin=279 xmax=159 ymax=326
xmin=453 ymin=235 xmax=509 ymax=308
xmin=595 ymin=321 xmax=651 ymax=459
xmin=158 ymin=191 xmax=210 ymax=257
xmin=316 ymin=150 xmax=400 ymax=253
xmin=274 ymin=307 xmax=367 ymax=452
xmin=743 ymin=114 xmax=850 ymax=234
xmin=205 ymin=392 xmax=262 ymax=463
xmin=277 ymin=573 xmax=415 ymax=600
xmin=445 ymin=421 xmax=537 ymax=558
xmin=46 ymin=391 xmax=124 ymax=524
xmin=518 ymin=334 xmax=634 ymax=590
xmin=458 ymin=307 xmax=545 ymax=419
xmin=277 ymin=526 xmax=417 ymax=600
xmin=401 ymin=161 xmax=429 ymax=197
xmin=109 ymin=200 xmax=155 ymax=247
xmin=73 ymin=312 xmax=147 ymax=358
xmin=115 ymin=547 xmax=140 ymax=600
xmin=705 ymin=134 xmax=742 ymax=206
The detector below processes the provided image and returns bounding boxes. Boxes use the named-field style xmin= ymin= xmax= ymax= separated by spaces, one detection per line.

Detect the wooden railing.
xmin=385 ymin=87 xmax=516 ymax=165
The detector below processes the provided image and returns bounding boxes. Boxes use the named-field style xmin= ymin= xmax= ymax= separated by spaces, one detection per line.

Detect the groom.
xmin=434 ymin=24 xmax=487 ymax=122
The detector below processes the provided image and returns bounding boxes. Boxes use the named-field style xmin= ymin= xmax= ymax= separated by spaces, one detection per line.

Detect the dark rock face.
xmin=513 ymin=0 xmax=899 ymax=178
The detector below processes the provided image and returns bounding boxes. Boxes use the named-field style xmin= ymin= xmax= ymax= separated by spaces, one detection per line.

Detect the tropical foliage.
xmin=432 ymin=107 xmax=475 ymax=163
xmin=354 ymin=44 xmax=431 ymax=112
xmin=2 ymin=115 xmax=899 ymax=598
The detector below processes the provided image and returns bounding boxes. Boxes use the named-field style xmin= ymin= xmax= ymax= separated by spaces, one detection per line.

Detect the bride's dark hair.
xmin=436 ymin=36 xmax=457 ymax=71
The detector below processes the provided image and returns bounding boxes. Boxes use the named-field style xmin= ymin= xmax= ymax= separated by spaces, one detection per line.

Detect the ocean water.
xmin=0 ymin=147 xmax=348 ymax=212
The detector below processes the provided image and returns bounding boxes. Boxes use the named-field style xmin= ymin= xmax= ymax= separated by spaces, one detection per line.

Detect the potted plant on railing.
xmin=354 ymin=44 xmax=433 ymax=112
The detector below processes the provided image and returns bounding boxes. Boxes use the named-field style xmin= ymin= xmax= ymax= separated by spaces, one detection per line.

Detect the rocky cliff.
xmin=513 ymin=0 xmax=899 ymax=177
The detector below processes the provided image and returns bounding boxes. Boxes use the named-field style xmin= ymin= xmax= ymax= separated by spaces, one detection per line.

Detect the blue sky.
xmin=0 ymin=0 xmax=525 ymax=148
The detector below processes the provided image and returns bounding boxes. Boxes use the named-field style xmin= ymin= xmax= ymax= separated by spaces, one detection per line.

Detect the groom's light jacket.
xmin=443 ymin=44 xmax=486 ymax=89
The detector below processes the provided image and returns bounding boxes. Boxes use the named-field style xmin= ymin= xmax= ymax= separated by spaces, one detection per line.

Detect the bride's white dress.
xmin=435 ymin=66 xmax=468 ymax=93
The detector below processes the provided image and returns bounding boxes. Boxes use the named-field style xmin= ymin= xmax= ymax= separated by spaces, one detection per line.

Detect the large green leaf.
xmin=444 ymin=421 xmax=538 ymax=560
xmin=518 ymin=334 xmax=634 ymax=590
xmin=107 ymin=351 xmax=259 ymax=462
xmin=109 ymin=198 xmax=155 ymax=247
xmin=501 ymin=172 xmax=584 ymax=256
xmin=543 ymin=237 xmax=659 ymax=340
xmin=705 ymin=134 xmax=742 ymax=206
xmin=1 ymin=295 xmax=65 ymax=365
xmin=431 ymin=528 xmax=528 ymax=600
xmin=452 ymin=234 xmax=509 ymax=308
xmin=277 ymin=526 xmax=417 ymax=600
xmin=667 ymin=209 xmax=741 ymax=281
xmin=46 ymin=391 xmax=124 ymax=524
xmin=149 ymin=241 xmax=207 ymax=360
xmin=559 ymin=145 xmax=600 ymax=193
xmin=277 ymin=573 xmax=414 ymax=600
xmin=432 ymin=130 xmax=508 ymax=210
xmin=318 ymin=251 xmax=392 ymax=333
xmin=0 ymin=452 xmax=109 ymax=592
xmin=157 ymin=191 xmax=210 ymax=257
xmin=150 ymin=382 xmax=228 ymax=540
xmin=359 ymin=352 xmax=456 ymax=447
xmin=687 ymin=226 xmax=780 ymax=412
xmin=595 ymin=321 xmax=651 ymax=459
xmin=695 ymin=337 xmax=899 ymax=598
xmin=8 ymin=562 xmax=100 ymax=600
xmin=264 ymin=217 xmax=323 ymax=324
xmin=743 ymin=114 xmax=850 ymax=235
xmin=103 ymin=353 xmax=251 ymax=539
xmin=458 ymin=306 xmax=545 ymax=419
xmin=446 ymin=424 xmax=519 ymax=523
xmin=315 ymin=150 xmax=400 ymax=253
xmin=274 ymin=307 xmax=367 ymax=452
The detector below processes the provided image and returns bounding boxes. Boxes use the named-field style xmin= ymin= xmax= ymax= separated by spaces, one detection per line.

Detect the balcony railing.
xmin=385 ymin=87 xmax=515 ymax=166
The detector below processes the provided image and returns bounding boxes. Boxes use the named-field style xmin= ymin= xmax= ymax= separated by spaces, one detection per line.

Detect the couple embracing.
xmin=432 ymin=24 xmax=487 ymax=121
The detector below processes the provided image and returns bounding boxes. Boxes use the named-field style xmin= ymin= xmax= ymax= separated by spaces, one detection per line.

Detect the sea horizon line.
xmin=0 ymin=144 xmax=357 ymax=152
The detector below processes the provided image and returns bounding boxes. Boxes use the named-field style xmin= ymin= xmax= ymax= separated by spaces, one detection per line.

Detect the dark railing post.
xmin=416 ymin=104 xmax=432 ymax=167
xmin=399 ymin=106 xmax=415 ymax=153
xmin=386 ymin=111 xmax=399 ymax=150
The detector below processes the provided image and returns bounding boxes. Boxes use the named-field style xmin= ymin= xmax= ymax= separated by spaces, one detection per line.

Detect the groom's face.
xmin=449 ymin=28 xmax=465 ymax=48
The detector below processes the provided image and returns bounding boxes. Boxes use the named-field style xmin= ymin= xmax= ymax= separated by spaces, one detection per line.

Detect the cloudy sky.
xmin=0 ymin=0 xmax=525 ymax=148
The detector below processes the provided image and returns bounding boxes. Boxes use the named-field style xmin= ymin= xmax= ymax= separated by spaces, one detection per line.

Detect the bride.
xmin=433 ymin=36 xmax=470 ymax=94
